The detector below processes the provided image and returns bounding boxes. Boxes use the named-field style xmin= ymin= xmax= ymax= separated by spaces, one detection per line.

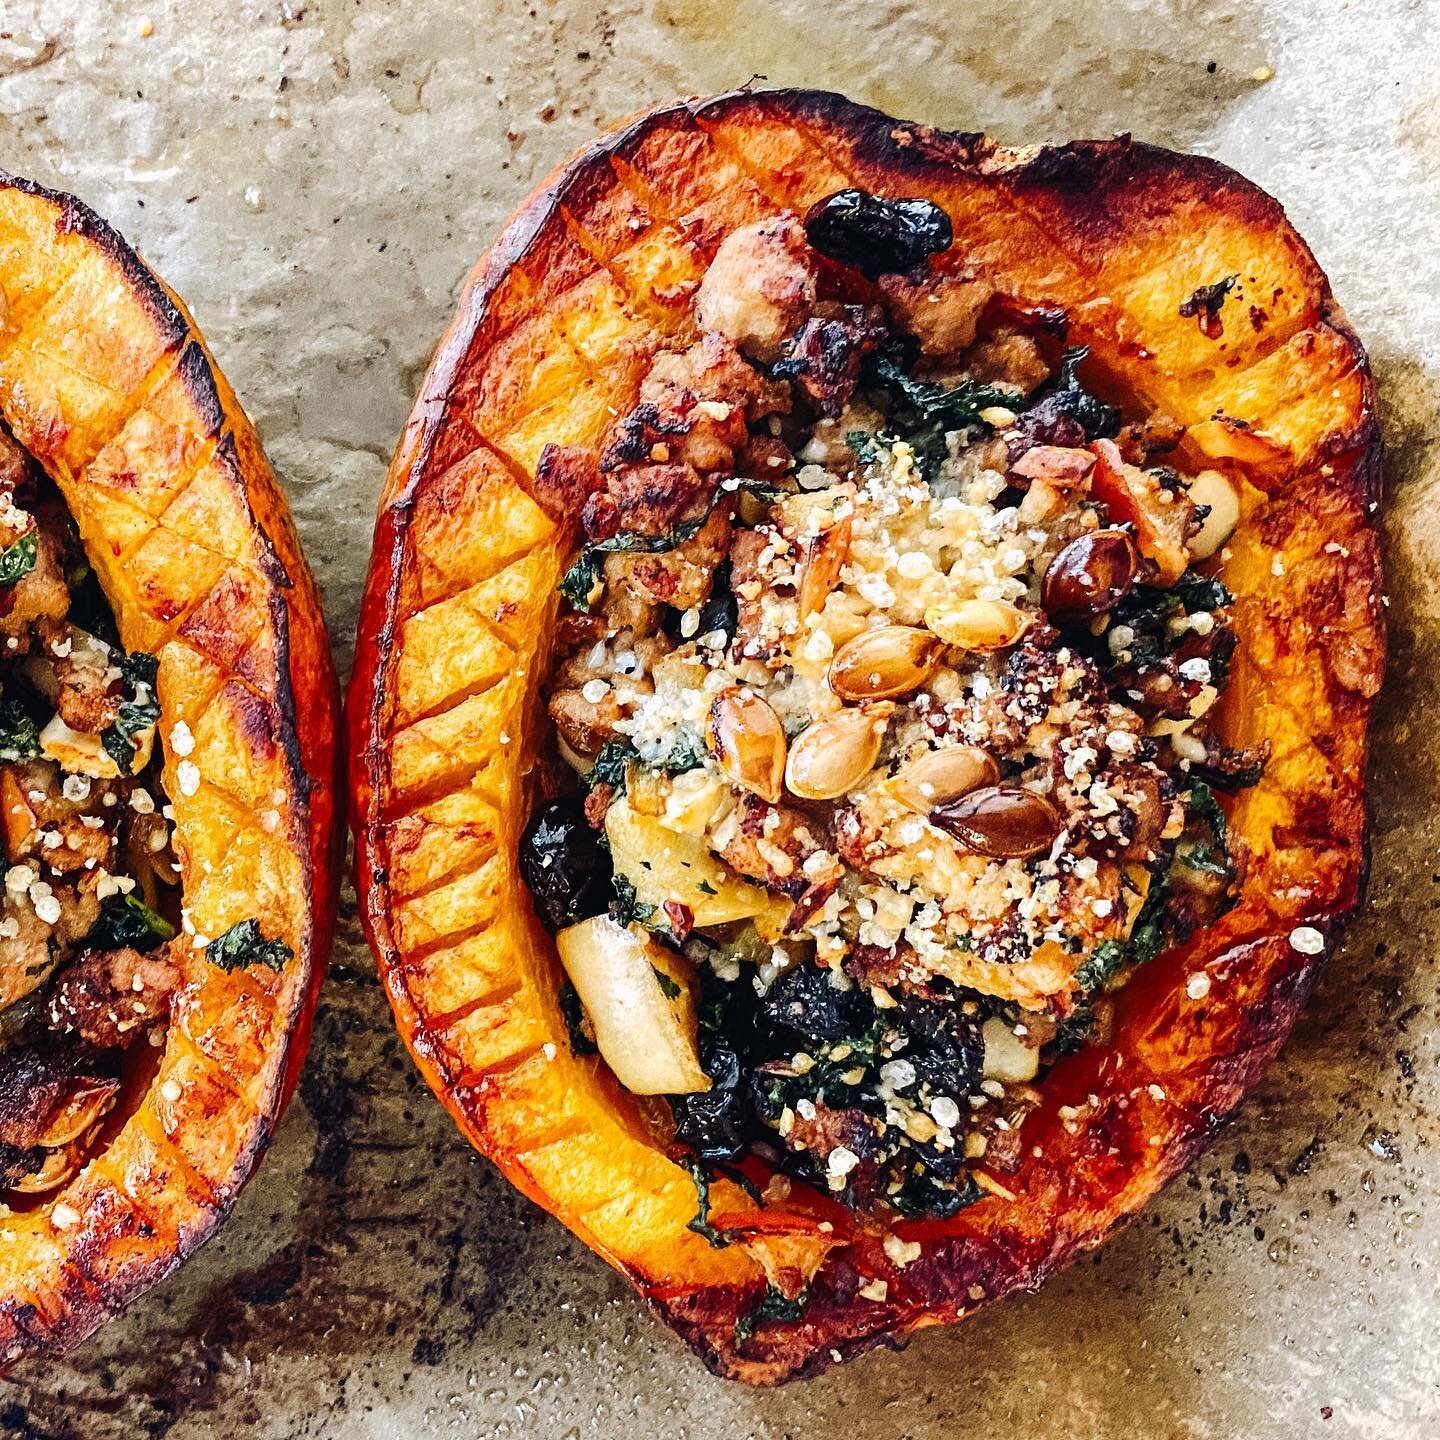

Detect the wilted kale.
xmin=81 ymin=893 xmax=175 ymax=952
xmin=608 ymin=873 xmax=655 ymax=927
xmin=557 ymin=979 xmax=597 ymax=1056
xmin=583 ymin=740 xmax=634 ymax=793
xmin=101 ymin=649 xmax=161 ymax=776
xmin=0 ymin=532 xmax=37 ymax=589
xmin=206 ymin=918 xmax=293 ymax=972
xmin=0 ymin=700 xmax=39 ymax=762
xmin=734 ymin=1284 xmax=810 ymax=1346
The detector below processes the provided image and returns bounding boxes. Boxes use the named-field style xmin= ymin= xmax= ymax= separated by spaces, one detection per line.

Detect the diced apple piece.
xmin=554 ymin=915 xmax=710 ymax=1095
xmin=605 ymin=796 xmax=792 ymax=933
xmin=981 ymin=1014 xmax=1039 ymax=1083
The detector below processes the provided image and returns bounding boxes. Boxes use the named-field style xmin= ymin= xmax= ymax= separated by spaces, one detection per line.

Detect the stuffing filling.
xmin=522 ymin=191 xmax=1264 ymax=1220
xmin=0 ymin=423 xmax=289 ymax=1209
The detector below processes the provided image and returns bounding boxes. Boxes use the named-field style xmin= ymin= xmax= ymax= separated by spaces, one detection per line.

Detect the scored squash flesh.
xmin=0 ymin=173 xmax=341 ymax=1365
xmin=349 ymin=91 xmax=1383 ymax=1383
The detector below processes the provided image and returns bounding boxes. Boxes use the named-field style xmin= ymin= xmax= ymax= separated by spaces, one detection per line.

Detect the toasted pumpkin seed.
xmin=706 ymin=689 xmax=787 ymax=802
xmin=930 ymin=784 xmax=1063 ymax=859
xmin=923 ymin=598 xmax=1030 ymax=652
xmin=888 ymin=745 xmax=1000 ymax=812
xmin=785 ymin=704 xmax=891 ymax=800
xmin=795 ymin=514 xmax=852 ymax=621
xmin=828 ymin=625 xmax=942 ymax=701
xmin=1186 ymin=468 xmax=1240 ymax=560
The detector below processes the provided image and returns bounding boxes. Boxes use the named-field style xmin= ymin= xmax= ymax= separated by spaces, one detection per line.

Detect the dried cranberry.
xmin=931 ymin=784 xmax=1063 ymax=859
xmin=518 ymin=797 xmax=612 ymax=930
xmin=1041 ymin=529 xmax=1140 ymax=623
xmin=803 ymin=188 xmax=953 ymax=279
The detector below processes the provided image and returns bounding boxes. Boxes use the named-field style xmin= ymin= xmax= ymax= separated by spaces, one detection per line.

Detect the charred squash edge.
xmin=348 ymin=89 xmax=1383 ymax=1384
xmin=0 ymin=172 xmax=342 ymax=1365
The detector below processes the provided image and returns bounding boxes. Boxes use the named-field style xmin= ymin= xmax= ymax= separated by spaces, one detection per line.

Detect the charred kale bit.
xmin=890 ymin=1165 xmax=982 ymax=1220
xmin=0 ymin=531 xmax=37 ymax=589
xmin=81 ymin=893 xmax=175 ymax=953
xmin=863 ymin=351 xmax=1023 ymax=477
xmin=101 ymin=649 xmax=161 ymax=776
xmin=519 ymin=797 xmax=613 ymax=930
xmin=1179 ymin=275 xmax=1239 ymax=337
xmin=561 ymin=480 xmax=778 ymax=614
xmin=206 ymin=918 xmax=293 ymax=972
xmin=803 ymin=188 xmax=953 ymax=279
xmin=683 ymin=1158 xmax=736 ymax=1250
xmin=1074 ymin=938 xmax=1127 ymax=994
xmin=1043 ymin=345 xmax=1123 ymax=439
xmin=608 ymin=872 xmax=654 ymax=927
xmin=734 ymin=1283 xmax=811 ymax=1346
xmin=557 ymin=979 xmax=597 ymax=1056
xmin=0 ymin=699 xmax=39 ymax=761
xmin=583 ymin=740 xmax=634 ymax=793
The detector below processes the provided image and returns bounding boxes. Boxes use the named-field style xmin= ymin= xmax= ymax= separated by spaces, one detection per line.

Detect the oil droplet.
xmin=1267 ymin=1235 xmax=1292 ymax=1264
xmin=1401 ymin=1210 xmax=1422 ymax=1228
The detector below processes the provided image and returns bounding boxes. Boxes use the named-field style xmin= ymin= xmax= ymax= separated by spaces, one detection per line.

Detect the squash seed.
xmin=923 ymin=598 xmax=1030 ymax=652
xmin=706 ymin=689 xmax=787 ymax=803
xmin=828 ymin=625 xmax=942 ymax=701
xmin=888 ymin=746 xmax=1000 ymax=812
xmin=785 ymin=704 xmax=891 ymax=800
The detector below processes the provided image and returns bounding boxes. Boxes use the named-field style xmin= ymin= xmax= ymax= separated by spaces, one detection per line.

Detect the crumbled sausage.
xmin=46 ymin=943 xmax=183 ymax=1049
xmin=695 ymin=217 xmax=818 ymax=363
xmin=879 ymin=272 xmax=994 ymax=358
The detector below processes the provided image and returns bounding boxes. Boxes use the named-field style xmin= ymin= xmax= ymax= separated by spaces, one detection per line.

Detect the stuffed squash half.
xmin=0 ymin=174 xmax=339 ymax=1364
xmin=350 ymin=91 xmax=1382 ymax=1382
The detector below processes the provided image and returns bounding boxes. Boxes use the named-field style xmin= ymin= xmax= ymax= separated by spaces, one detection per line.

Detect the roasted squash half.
xmin=349 ymin=91 xmax=1383 ymax=1382
xmin=0 ymin=174 xmax=340 ymax=1364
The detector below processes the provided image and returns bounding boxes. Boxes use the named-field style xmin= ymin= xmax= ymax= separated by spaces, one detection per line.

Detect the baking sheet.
xmin=1 ymin=0 xmax=1438 ymax=1434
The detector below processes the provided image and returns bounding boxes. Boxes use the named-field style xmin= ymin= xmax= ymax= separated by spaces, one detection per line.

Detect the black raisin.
xmin=763 ymin=964 xmax=865 ymax=1041
xmin=896 ymin=1000 xmax=983 ymax=1100
xmin=803 ymin=188 xmax=952 ymax=279
xmin=518 ymin=797 xmax=612 ymax=931
xmin=670 ymin=1038 xmax=754 ymax=1163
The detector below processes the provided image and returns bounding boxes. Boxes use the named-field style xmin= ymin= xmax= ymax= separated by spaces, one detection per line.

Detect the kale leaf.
xmin=0 ymin=700 xmax=40 ymax=762
xmin=0 ymin=532 xmax=37 ymax=589
xmin=683 ymin=1157 xmax=736 ymax=1251
xmin=557 ymin=979 xmax=597 ymax=1056
xmin=609 ymin=873 xmax=655 ymax=927
xmin=734 ymin=1284 xmax=810 ymax=1346
xmin=206 ymin=918 xmax=293 ymax=973
xmin=101 ymin=649 xmax=161 ymax=776
xmin=81 ymin=893 xmax=176 ymax=953
xmin=583 ymin=740 xmax=634 ymax=793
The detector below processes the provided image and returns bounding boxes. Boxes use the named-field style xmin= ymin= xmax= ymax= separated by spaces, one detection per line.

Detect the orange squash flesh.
xmin=348 ymin=90 xmax=1383 ymax=1383
xmin=0 ymin=173 xmax=341 ymax=1365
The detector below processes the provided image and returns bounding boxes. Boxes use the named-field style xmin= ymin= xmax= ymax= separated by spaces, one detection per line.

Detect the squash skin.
xmin=0 ymin=174 xmax=342 ymax=1365
xmin=348 ymin=90 xmax=1383 ymax=1383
